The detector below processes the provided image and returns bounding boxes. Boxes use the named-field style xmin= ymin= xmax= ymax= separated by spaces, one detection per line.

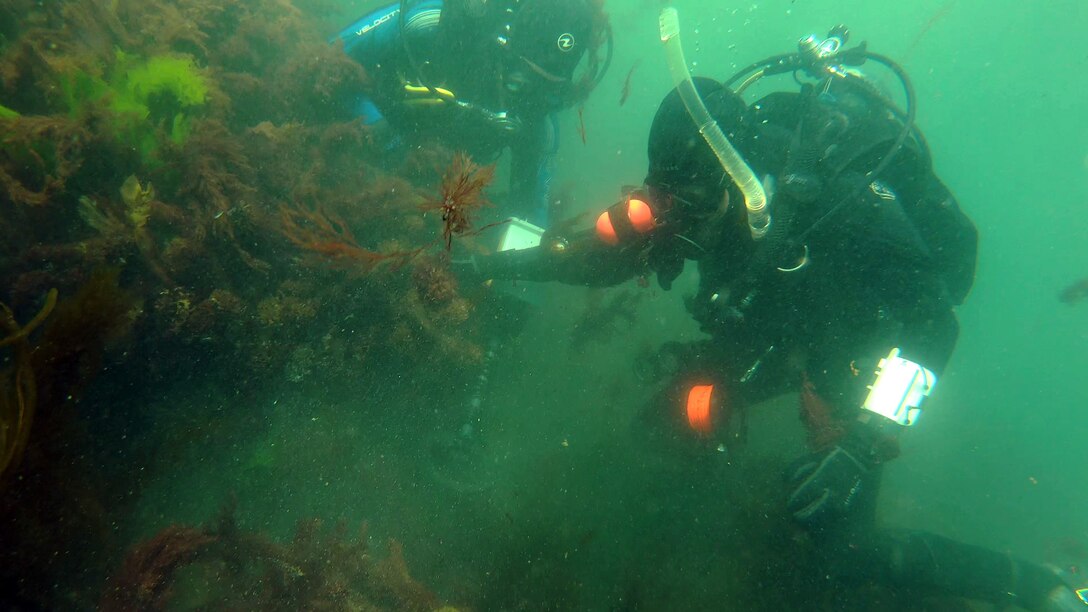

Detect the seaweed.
xmin=32 ymin=270 xmax=138 ymax=400
xmin=423 ymin=152 xmax=497 ymax=250
xmin=168 ymin=119 xmax=254 ymax=226
xmin=101 ymin=525 xmax=218 ymax=611
xmin=280 ymin=203 xmax=416 ymax=273
xmin=0 ymin=114 xmax=89 ymax=206
xmin=106 ymin=51 xmax=209 ymax=148
xmin=101 ymin=500 xmax=449 ymax=611
xmin=0 ymin=288 xmax=56 ymax=482
xmin=55 ymin=49 xmax=214 ymax=165
xmin=108 ymin=0 xmax=216 ymax=59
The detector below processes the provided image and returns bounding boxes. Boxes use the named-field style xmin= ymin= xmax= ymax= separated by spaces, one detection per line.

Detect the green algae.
xmin=60 ymin=50 xmax=209 ymax=163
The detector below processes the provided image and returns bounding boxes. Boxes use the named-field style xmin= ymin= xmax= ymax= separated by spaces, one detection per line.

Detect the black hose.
xmin=594 ymin=22 xmax=615 ymax=90
xmin=723 ymin=53 xmax=802 ymax=89
xmin=863 ymin=51 xmax=931 ymax=164
xmin=797 ymin=50 xmax=918 ymax=242
xmin=564 ymin=17 xmax=614 ymax=106
xmin=721 ymin=44 xmax=924 ymax=244
xmin=857 ymin=51 xmax=918 ymax=175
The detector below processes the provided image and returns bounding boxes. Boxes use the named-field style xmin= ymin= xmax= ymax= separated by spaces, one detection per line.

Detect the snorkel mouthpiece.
xmin=659 ymin=8 xmax=770 ymax=239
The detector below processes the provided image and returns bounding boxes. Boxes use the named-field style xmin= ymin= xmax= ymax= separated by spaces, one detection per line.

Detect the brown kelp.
xmin=0 ymin=115 xmax=89 ymax=206
xmin=100 ymin=500 xmax=449 ymax=611
xmin=0 ymin=289 xmax=56 ymax=482
xmin=423 ymin=152 xmax=497 ymax=251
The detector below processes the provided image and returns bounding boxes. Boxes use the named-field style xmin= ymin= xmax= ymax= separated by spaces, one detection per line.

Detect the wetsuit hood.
xmin=646 ymin=77 xmax=749 ymax=214
xmin=509 ymin=0 xmax=594 ymax=81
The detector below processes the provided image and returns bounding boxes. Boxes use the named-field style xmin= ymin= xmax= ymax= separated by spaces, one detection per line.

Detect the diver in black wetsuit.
xmin=333 ymin=0 xmax=612 ymax=226
xmin=461 ymin=24 xmax=1087 ymax=611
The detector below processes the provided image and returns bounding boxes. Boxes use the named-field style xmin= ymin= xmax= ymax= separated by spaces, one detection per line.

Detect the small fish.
xmin=905 ymin=0 xmax=958 ymax=58
xmin=577 ymin=106 xmax=587 ymax=145
xmin=213 ymin=201 xmax=251 ymax=220
xmin=1059 ymin=278 xmax=1088 ymax=304
xmin=619 ymin=60 xmax=641 ymax=107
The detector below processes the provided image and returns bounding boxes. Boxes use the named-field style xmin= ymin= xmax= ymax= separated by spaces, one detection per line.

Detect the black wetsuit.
xmin=483 ymin=82 xmax=972 ymax=414
xmin=476 ymin=79 xmax=1077 ymax=609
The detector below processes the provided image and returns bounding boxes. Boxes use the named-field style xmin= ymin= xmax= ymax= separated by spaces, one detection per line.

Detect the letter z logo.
xmin=557 ymin=33 xmax=575 ymax=52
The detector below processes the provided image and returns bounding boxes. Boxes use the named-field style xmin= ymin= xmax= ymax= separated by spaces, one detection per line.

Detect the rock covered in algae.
xmin=119 ymin=174 xmax=154 ymax=228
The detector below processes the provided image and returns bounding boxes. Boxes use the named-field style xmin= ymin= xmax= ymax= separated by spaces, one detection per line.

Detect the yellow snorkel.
xmin=659 ymin=8 xmax=770 ymax=240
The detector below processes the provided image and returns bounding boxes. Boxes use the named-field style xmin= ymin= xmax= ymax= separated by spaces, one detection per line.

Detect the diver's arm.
xmin=852 ymin=170 xmax=974 ymax=447
xmin=786 ymin=174 xmax=969 ymax=525
xmin=473 ymin=229 xmax=648 ymax=287
xmin=830 ymin=261 xmax=961 ymax=457
xmin=789 ymin=232 xmax=956 ymax=460
xmin=843 ymin=306 xmax=958 ymax=464
xmin=786 ymin=306 xmax=957 ymax=526
xmin=809 ymin=161 xmax=970 ymax=441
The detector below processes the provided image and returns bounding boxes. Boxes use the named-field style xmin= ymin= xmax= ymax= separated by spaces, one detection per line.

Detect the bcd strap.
xmin=596 ymin=194 xmax=659 ymax=246
xmin=604 ymin=199 xmax=639 ymax=243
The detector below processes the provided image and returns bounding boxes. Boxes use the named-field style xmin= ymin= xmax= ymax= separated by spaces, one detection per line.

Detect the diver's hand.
xmin=786 ymin=445 xmax=872 ymax=527
xmin=484 ymin=109 xmax=522 ymax=135
xmin=453 ymin=100 xmax=522 ymax=136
